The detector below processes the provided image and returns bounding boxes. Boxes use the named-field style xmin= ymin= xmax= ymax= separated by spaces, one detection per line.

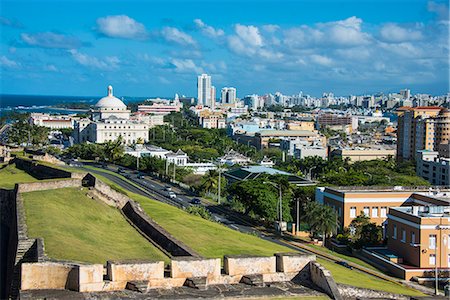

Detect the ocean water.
xmin=0 ymin=94 xmax=149 ymax=116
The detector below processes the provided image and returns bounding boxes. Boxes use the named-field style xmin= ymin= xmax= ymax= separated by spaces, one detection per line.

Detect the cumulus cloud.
xmin=44 ymin=64 xmax=58 ymax=72
xmin=161 ymin=27 xmax=196 ymax=45
xmin=194 ymin=19 xmax=224 ymax=38
xmin=21 ymin=32 xmax=82 ymax=49
xmin=427 ymin=1 xmax=449 ymax=20
xmin=69 ymin=50 xmax=120 ymax=70
xmin=169 ymin=58 xmax=203 ymax=73
xmin=262 ymin=24 xmax=280 ymax=33
xmin=310 ymin=54 xmax=333 ymax=66
xmin=0 ymin=16 xmax=23 ymax=28
xmin=379 ymin=23 xmax=423 ymax=43
xmin=0 ymin=56 xmax=20 ymax=69
xmin=227 ymin=24 xmax=263 ymax=55
xmin=96 ymin=15 xmax=147 ymax=39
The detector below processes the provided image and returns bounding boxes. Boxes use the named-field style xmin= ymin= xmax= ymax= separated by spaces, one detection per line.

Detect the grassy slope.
xmin=0 ymin=164 xmax=40 ymax=189
xmin=88 ymin=170 xmax=292 ymax=258
xmin=22 ymin=187 xmax=169 ymax=264
xmin=88 ymin=169 xmax=425 ymax=296
xmin=317 ymin=259 xmax=423 ymax=296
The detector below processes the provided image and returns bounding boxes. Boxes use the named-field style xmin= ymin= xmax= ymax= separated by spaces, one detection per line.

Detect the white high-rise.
xmin=221 ymin=87 xmax=237 ymax=104
xmin=197 ymin=74 xmax=213 ymax=107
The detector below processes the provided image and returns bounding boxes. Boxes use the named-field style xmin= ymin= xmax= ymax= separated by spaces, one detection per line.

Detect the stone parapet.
xmin=310 ymin=262 xmax=342 ymax=300
xmin=106 ymin=260 xmax=164 ymax=282
xmin=224 ymin=255 xmax=276 ymax=276
xmin=16 ymin=179 xmax=82 ymax=193
xmin=171 ymin=257 xmax=221 ymax=280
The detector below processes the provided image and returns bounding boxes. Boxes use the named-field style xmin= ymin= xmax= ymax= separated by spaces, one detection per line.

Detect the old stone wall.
xmin=121 ymin=201 xmax=199 ymax=257
xmin=21 ymin=253 xmax=319 ymax=292
xmin=16 ymin=179 xmax=82 ymax=193
xmin=224 ymin=255 xmax=276 ymax=276
xmin=14 ymin=158 xmax=71 ymax=180
xmin=84 ymin=174 xmax=129 ymax=208
xmin=0 ymin=188 xmax=18 ymax=299
xmin=310 ymin=262 xmax=342 ymax=300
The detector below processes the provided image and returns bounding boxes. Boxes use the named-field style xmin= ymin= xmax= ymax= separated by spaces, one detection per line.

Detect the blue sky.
xmin=1 ymin=0 xmax=449 ymax=98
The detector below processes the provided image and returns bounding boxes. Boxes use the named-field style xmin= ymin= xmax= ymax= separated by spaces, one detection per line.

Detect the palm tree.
xmin=104 ymin=136 xmax=124 ymax=163
xmin=304 ymin=202 xmax=339 ymax=246
xmin=200 ymin=170 xmax=218 ymax=195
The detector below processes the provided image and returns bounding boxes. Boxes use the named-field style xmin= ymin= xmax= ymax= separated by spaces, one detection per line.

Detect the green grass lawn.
xmin=22 ymin=187 xmax=169 ymax=264
xmin=302 ymin=242 xmax=378 ymax=272
xmin=73 ymin=169 xmax=424 ymax=296
xmin=317 ymin=259 xmax=424 ymax=296
xmin=0 ymin=164 xmax=40 ymax=189
xmin=87 ymin=171 xmax=293 ymax=258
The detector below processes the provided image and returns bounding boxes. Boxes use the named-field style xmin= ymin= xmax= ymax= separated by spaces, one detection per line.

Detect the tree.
xmin=200 ymin=170 xmax=218 ymax=194
xmin=304 ymin=202 xmax=339 ymax=246
xmin=348 ymin=213 xmax=383 ymax=248
xmin=103 ymin=136 xmax=125 ymax=163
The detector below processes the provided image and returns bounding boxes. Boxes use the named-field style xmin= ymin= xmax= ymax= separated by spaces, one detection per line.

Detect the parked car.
xmin=335 ymin=261 xmax=353 ymax=270
xmin=168 ymin=192 xmax=176 ymax=199
xmin=190 ymin=198 xmax=201 ymax=205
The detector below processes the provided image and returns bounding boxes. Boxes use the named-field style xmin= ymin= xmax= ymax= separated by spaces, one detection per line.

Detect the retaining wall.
xmin=16 ymin=179 xmax=82 ymax=193
xmin=310 ymin=262 xmax=342 ymax=300
xmin=14 ymin=158 xmax=72 ymax=180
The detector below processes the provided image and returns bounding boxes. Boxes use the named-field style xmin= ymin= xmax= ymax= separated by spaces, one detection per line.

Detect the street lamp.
xmin=265 ymin=181 xmax=283 ymax=234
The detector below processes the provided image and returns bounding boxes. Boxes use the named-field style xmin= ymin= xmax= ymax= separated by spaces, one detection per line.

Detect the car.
xmin=190 ymin=198 xmax=201 ymax=205
xmin=168 ymin=192 xmax=176 ymax=199
xmin=335 ymin=261 xmax=353 ymax=270
xmin=165 ymin=186 xmax=172 ymax=192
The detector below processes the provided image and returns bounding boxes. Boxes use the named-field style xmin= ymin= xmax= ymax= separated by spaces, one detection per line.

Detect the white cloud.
xmin=262 ymin=24 xmax=280 ymax=33
xmin=69 ymin=50 xmax=120 ymax=70
xmin=21 ymin=32 xmax=82 ymax=49
xmin=428 ymin=1 xmax=449 ymax=20
xmin=323 ymin=17 xmax=370 ymax=46
xmin=235 ymin=24 xmax=263 ymax=47
xmin=194 ymin=19 xmax=224 ymax=38
xmin=170 ymin=58 xmax=203 ymax=73
xmin=44 ymin=64 xmax=58 ymax=72
xmin=310 ymin=54 xmax=333 ymax=66
xmin=0 ymin=56 xmax=20 ymax=69
xmin=96 ymin=15 xmax=147 ymax=39
xmin=161 ymin=27 xmax=196 ymax=45
xmin=379 ymin=23 xmax=423 ymax=43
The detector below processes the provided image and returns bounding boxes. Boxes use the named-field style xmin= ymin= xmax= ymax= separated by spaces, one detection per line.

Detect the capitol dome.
xmin=95 ymin=85 xmax=127 ymax=109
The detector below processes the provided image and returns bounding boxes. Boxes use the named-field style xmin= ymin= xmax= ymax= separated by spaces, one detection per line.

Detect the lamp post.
xmin=265 ymin=181 xmax=283 ymax=234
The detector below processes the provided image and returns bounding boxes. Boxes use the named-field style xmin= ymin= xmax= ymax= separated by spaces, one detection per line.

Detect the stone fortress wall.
xmin=4 ymin=158 xmax=343 ymax=300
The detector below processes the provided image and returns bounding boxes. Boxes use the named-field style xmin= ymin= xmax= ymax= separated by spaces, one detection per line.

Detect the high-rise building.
xmin=197 ymin=74 xmax=212 ymax=107
xmin=221 ymin=87 xmax=237 ymax=104
xmin=397 ymin=107 xmax=450 ymax=161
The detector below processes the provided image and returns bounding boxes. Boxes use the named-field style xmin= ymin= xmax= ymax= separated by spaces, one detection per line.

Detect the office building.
xmin=197 ymin=73 xmax=214 ymax=107
xmin=416 ymin=150 xmax=450 ymax=186
xmin=221 ymin=87 xmax=237 ymax=104
xmin=397 ymin=107 xmax=450 ymax=161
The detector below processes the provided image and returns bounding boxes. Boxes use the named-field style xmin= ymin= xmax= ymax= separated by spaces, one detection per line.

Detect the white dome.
xmin=95 ymin=85 xmax=127 ymax=109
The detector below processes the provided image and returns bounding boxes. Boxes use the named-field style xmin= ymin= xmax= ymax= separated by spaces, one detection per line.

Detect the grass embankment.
xmin=86 ymin=169 xmax=292 ymax=258
xmin=22 ymin=187 xmax=169 ymax=264
xmin=0 ymin=163 xmax=40 ymax=189
xmin=317 ymin=259 xmax=423 ymax=296
xmin=75 ymin=167 xmax=425 ymax=296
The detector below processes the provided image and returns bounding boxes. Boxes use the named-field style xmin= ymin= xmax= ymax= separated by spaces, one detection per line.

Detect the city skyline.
xmin=1 ymin=0 xmax=449 ymax=97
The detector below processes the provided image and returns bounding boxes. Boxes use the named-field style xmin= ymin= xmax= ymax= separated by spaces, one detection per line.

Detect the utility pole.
xmin=218 ymin=163 xmax=221 ymax=204
xmin=173 ymin=162 xmax=176 ymax=181
xmin=296 ymin=199 xmax=300 ymax=235
xmin=136 ymin=153 xmax=140 ymax=172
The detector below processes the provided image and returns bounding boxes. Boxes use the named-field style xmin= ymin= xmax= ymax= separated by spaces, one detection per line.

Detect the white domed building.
xmin=74 ymin=86 xmax=149 ymax=145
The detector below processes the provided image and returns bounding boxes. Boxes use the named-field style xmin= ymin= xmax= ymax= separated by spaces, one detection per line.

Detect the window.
xmin=350 ymin=207 xmax=356 ymax=218
xmin=381 ymin=207 xmax=387 ymax=218
xmin=429 ymin=234 xmax=437 ymax=249
xmin=393 ymin=225 xmax=397 ymax=239
xmin=429 ymin=254 xmax=436 ymax=265
xmin=372 ymin=207 xmax=378 ymax=218
xmin=411 ymin=232 xmax=415 ymax=245
xmin=401 ymin=229 xmax=406 ymax=243
xmin=363 ymin=207 xmax=370 ymax=217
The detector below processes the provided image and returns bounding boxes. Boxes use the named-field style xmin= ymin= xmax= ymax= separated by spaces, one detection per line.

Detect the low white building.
xmin=218 ymin=149 xmax=251 ymax=166
xmin=416 ymin=150 xmax=450 ymax=186
xmin=74 ymin=86 xmax=148 ymax=145
xmin=29 ymin=113 xmax=74 ymax=129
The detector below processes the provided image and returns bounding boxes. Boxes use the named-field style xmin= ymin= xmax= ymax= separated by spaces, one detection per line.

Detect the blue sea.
xmin=0 ymin=94 xmax=150 ymax=116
